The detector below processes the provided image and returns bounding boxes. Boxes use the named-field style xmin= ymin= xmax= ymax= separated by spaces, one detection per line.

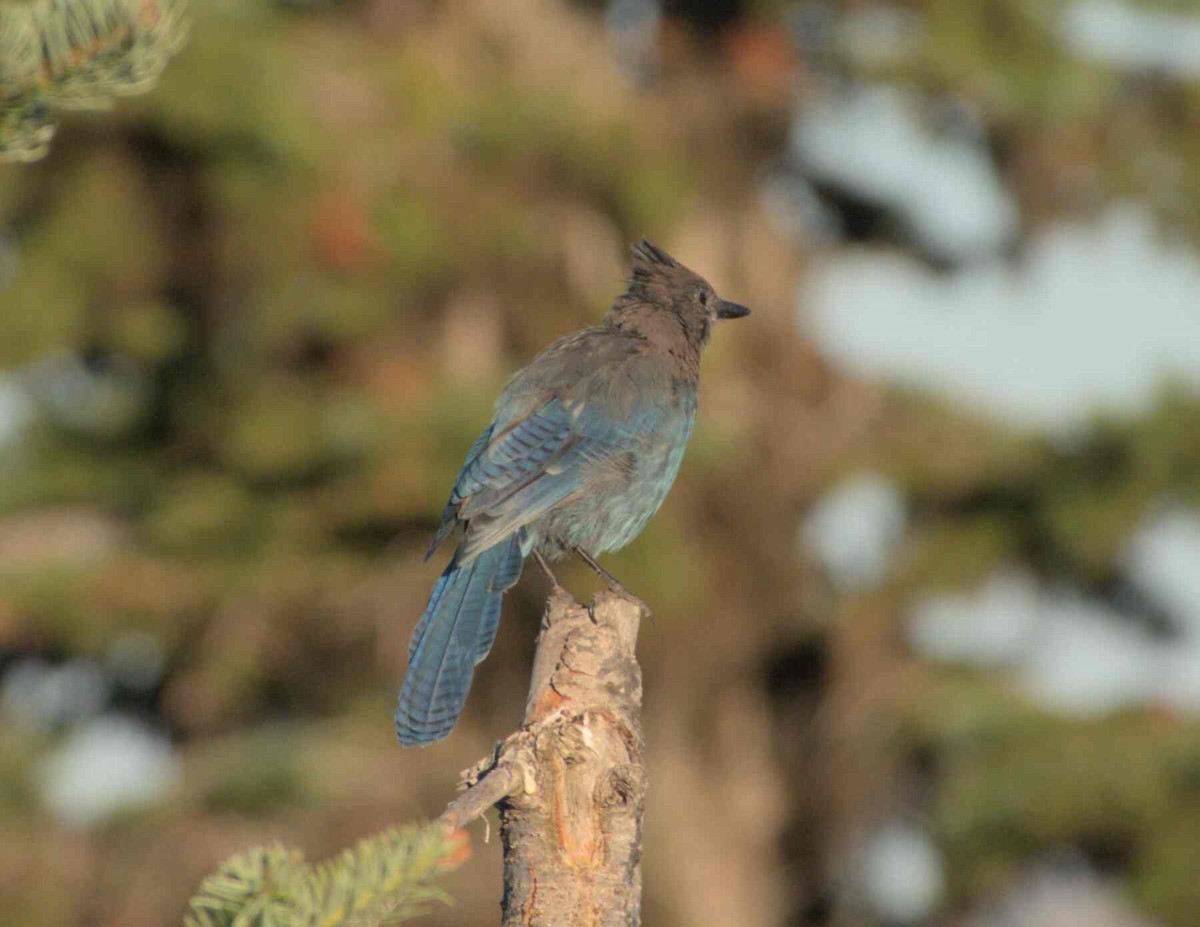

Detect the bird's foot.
xmin=573 ymin=547 xmax=653 ymax=621
xmin=604 ymin=576 xmax=629 ymax=595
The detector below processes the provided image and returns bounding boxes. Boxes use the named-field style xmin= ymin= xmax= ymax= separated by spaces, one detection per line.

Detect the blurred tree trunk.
xmin=443 ymin=589 xmax=648 ymax=926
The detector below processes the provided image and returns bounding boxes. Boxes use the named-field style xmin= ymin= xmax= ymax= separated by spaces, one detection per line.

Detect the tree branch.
xmin=442 ymin=761 xmax=521 ymax=832
xmin=440 ymin=586 xmax=649 ymax=926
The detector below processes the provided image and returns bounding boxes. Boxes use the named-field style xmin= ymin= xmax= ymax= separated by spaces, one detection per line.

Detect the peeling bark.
xmin=442 ymin=588 xmax=648 ymax=926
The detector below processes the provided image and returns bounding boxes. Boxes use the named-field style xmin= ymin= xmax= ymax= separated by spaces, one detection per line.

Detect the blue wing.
xmin=427 ymin=392 xmax=662 ymax=564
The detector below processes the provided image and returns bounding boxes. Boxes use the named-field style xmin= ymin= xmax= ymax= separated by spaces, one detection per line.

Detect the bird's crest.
xmin=631 ymin=239 xmax=679 ymax=276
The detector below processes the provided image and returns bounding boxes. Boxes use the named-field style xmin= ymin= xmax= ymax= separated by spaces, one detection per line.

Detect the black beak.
xmin=716 ymin=300 xmax=751 ymax=320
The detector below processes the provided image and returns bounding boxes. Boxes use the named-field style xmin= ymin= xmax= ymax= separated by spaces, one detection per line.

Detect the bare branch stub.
xmin=502 ymin=588 xmax=647 ymax=926
xmin=442 ymin=761 xmax=521 ymax=833
xmin=442 ymin=587 xmax=648 ymax=925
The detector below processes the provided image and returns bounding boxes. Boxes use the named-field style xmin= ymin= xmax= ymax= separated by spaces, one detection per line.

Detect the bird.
xmin=396 ymin=240 xmax=751 ymax=746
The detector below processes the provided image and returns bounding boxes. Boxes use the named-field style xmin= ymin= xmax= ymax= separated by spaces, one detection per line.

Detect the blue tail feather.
xmin=396 ymin=535 xmax=524 ymax=746
xmin=473 ymin=531 xmax=524 ymax=663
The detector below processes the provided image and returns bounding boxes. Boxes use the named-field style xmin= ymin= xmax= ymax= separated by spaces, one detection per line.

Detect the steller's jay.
xmin=396 ymin=241 xmax=751 ymax=746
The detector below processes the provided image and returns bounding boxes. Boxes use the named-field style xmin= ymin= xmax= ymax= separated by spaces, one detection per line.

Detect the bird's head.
xmin=614 ymin=240 xmax=751 ymax=349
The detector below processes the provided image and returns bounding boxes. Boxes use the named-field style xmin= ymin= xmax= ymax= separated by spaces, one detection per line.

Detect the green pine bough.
xmin=0 ymin=0 xmax=187 ymax=161
xmin=184 ymin=822 xmax=469 ymax=927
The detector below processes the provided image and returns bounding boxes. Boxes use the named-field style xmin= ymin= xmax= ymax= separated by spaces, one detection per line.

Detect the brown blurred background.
xmin=3 ymin=0 xmax=1200 ymax=925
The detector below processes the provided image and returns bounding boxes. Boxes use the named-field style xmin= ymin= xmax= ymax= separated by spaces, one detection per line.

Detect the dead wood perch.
xmin=442 ymin=587 xmax=649 ymax=926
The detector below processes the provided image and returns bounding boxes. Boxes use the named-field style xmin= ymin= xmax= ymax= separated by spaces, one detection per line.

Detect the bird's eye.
xmin=698 ymin=290 xmax=709 ymax=306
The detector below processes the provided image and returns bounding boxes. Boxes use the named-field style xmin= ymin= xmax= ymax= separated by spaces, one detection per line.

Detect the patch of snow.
xmin=1019 ymin=591 xmax=1167 ymax=717
xmin=1 ymin=657 xmax=111 ymax=731
xmin=909 ymin=559 xmax=1200 ymax=717
xmin=858 ymin=821 xmax=945 ymax=925
xmin=804 ymin=206 xmax=1200 ymax=432
xmin=605 ymin=0 xmax=660 ymax=76
xmin=39 ymin=714 xmax=179 ymax=827
xmin=1063 ymin=0 xmax=1200 ymax=80
xmin=791 ymin=83 xmax=1018 ymax=263
xmin=0 ymin=377 xmax=33 ymax=448
xmin=969 ymin=853 xmax=1161 ymax=927
xmin=760 ymin=172 xmax=842 ymax=245
xmin=909 ymin=571 xmax=1041 ymax=667
xmin=24 ymin=352 xmax=151 ymax=439
xmin=1158 ymin=645 xmax=1200 ymax=714
xmin=801 ymin=474 xmax=906 ymax=591
xmin=1122 ymin=508 xmax=1200 ymax=639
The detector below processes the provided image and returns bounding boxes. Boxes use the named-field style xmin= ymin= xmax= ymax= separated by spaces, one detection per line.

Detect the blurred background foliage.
xmin=2 ymin=1 xmax=1200 ymax=926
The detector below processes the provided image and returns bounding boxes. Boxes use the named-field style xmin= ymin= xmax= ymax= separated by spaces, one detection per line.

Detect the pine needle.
xmin=0 ymin=0 xmax=187 ymax=161
xmin=184 ymin=824 xmax=469 ymax=927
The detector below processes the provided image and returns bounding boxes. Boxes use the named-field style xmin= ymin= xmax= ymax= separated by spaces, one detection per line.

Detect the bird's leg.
xmin=531 ymin=549 xmax=562 ymax=590
xmin=574 ymin=547 xmax=627 ymax=593
xmin=574 ymin=547 xmax=651 ymax=620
